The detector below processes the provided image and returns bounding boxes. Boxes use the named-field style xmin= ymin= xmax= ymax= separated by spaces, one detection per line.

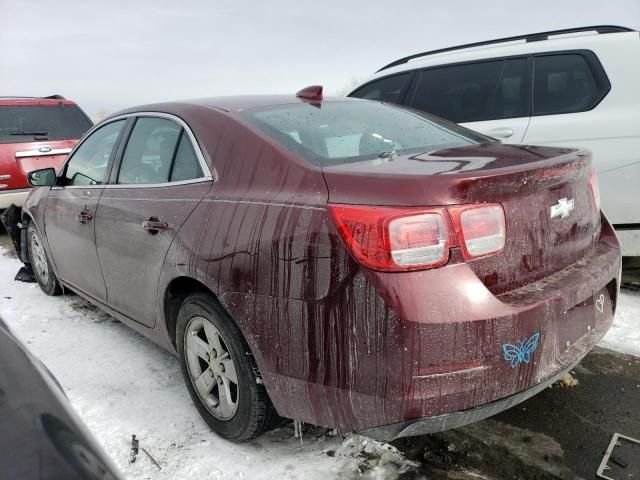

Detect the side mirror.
xmin=28 ymin=168 xmax=57 ymax=187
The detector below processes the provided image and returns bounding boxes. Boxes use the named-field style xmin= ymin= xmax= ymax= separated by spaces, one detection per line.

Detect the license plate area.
xmin=557 ymin=287 xmax=612 ymax=351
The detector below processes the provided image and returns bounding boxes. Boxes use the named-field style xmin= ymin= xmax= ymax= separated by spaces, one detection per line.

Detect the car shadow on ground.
xmin=392 ymin=346 xmax=640 ymax=479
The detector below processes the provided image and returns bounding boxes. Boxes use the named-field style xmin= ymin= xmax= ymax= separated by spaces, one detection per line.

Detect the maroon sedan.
xmin=8 ymin=87 xmax=620 ymax=442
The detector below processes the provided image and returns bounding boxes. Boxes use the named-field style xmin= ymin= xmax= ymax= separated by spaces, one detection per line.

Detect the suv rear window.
xmin=237 ymin=101 xmax=491 ymax=166
xmin=0 ymin=104 xmax=92 ymax=144
xmin=533 ymin=54 xmax=607 ymax=115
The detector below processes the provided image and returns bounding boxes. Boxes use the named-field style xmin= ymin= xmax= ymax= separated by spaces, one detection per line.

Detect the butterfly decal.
xmin=502 ymin=332 xmax=541 ymax=368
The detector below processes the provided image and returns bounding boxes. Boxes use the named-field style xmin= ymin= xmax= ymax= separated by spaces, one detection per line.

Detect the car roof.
xmin=110 ymin=95 xmax=362 ymax=117
xmin=360 ymin=27 xmax=639 ymax=84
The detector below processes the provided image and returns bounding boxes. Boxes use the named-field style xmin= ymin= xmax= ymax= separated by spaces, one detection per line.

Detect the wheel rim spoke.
xmin=203 ymin=322 xmax=223 ymax=356
xmin=220 ymin=358 xmax=238 ymax=384
xmin=217 ymin=377 xmax=235 ymax=418
xmin=193 ymin=368 xmax=215 ymax=398
xmin=186 ymin=331 xmax=210 ymax=361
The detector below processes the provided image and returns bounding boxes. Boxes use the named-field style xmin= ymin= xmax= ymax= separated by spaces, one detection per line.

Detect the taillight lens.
xmin=589 ymin=169 xmax=601 ymax=212
xmin=449 ymin=204 xmax=506 ymax=260
xmin=328 ymin=205 xmax=452 ymax=272
xmin=329 ymin=203 xmax=506 ymax=272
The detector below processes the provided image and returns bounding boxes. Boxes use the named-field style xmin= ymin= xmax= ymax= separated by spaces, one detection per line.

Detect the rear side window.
xmin=533 ymin=53 xmax=607 ymax=115
xmin=170 ymin=132 xmax=203 ymax=182
xmin=407 ymin=59 xmax=531 ymax=123
xmin=0 ymin=104 xmax=92 ymax=144
xmin=118 ymin=118 xmax=182 ymax=184
xmin=349 ymin=73 xmax=413 ymax=104
xmin=237 ymin=101 xmax=492 ymax=167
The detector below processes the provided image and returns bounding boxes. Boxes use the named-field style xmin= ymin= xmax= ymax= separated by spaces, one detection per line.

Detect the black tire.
xmin=176 ymin=292 xmax=278 ymax=442
xmin=26 ymin=222 xmax=62 ymax=296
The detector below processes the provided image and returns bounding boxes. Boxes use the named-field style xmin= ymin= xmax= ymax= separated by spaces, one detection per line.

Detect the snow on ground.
xmin=0 ymin=247 xmax=417 ymax=480
xmin=0 ymin=242 xmax=638 ymax=479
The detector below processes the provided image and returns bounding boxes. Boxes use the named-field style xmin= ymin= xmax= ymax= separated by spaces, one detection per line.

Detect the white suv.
xmin=348 ymin=26 xmax=640 ymax=256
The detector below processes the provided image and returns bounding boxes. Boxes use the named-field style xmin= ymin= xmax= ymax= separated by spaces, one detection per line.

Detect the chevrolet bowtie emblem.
xmin=550 ymin=197 xmax=575 ymax=219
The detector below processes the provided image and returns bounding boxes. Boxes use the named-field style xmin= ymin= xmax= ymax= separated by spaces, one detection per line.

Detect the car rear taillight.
xmin=328 ymin=203 xmax=506 ymax=272
xmin=449 ymin=204 xmax=506 ymax=260
xmin=589 ymin=169 xmax=601 ymax=212
xmin=328 ymin=205 xmax=452 ymax=272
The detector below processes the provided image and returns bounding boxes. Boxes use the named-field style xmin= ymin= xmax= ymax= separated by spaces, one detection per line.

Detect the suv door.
xmin=404 ymin=58 xmax=532 ymax=142
xmin=94 ymin=115 xmax=212 ymax=327
xmin=44 ymin=119 xmax=127 ymax=300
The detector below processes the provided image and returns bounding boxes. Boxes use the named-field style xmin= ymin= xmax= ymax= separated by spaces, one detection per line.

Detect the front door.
xmin=44 ymin=119 xmax=127 ymax=300
xmin=95 ymin=115 xmax=211 ymax=327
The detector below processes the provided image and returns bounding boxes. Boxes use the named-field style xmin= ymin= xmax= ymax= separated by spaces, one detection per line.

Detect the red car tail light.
xmin=589 ymin=169 xmax=601 ymax=212
xmin=328 ymin=205 xmax=453 ymax=272
xmin=449 ymin=204 xmax=506 ymax=260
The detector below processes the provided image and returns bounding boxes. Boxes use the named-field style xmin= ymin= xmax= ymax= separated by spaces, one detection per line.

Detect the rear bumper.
xmin=0 ymin=189 xmax=29 ymax=209
xmin=358 ymin=358 xmax=579 ymax=441
xmin=254 ymin=214 xmax=621 ymax=435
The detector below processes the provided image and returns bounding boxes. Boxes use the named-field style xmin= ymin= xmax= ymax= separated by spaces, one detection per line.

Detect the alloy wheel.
xmin=184 ymin=316 xmax=239 ymax=420
xmin=30 ymin=231 xmax=50 ymax=285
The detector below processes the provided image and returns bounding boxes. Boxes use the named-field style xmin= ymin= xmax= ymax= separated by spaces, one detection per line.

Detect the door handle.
xmin=142 ymin=217 xmax=169 ymax=234
xmin=485 ymin=127 xmax=515 ymax=139
xmin=76 ymin=210 xmax=93 ymax=224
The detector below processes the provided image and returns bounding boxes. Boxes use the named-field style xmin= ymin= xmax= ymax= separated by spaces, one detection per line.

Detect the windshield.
xmin=236 ymin=100 xmax=493 ymax=166
xmin=0 ymin=104 xmax=92 ymax=144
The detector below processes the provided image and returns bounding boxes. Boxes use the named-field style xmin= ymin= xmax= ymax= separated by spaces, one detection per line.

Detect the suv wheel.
xmin=27 ymin=222 xmax=62 ymax=296
xmin=176 ymin=293 xmax=278 ymax=442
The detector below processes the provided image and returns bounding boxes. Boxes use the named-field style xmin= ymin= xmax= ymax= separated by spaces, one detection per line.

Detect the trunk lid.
xmin=322 ymin=143 xmax=600 ymax=294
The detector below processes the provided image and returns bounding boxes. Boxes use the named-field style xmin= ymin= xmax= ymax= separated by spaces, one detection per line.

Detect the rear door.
xmin=404 ymin=58 xmax=532 ymax=142
xmin=44 ymin=119 xmax=127 ymax=301
xmin=95 ymin=114 xmax=212 ymax=327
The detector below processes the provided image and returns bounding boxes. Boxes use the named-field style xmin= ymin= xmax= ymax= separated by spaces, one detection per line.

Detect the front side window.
xmin=237 ymin=101 xmax=492 ymax=167
xmin=118 ymin=117 xmax=182 ymax=184
xmin=533 ymin=53 xmax=606 ymax=115
xmin=349 ymin=73 xmax=413 ymax=104
xmin=62 ymin=120 xmax=125 ymax=186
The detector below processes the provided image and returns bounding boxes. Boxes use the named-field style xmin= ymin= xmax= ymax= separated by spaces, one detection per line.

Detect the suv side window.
xmin=118 ymin=117 xmax=182 ymax=184
xmin=408 ymin=61 xmax=504 ymax=123
xmin=533 ymin=53 xmax=606 ymax=115
xmin=407 ymin=59 xmax=531 ymax=123
xmin=349 ymin=72 xmax=413 ymax=104
xmin=170 ymin=132 xmax=203 ymax=182
xmin=62 ymin=120 xmax=125 ymax=186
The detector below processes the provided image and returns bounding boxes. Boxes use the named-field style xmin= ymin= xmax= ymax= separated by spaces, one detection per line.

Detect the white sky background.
xmin=1 ymin=0 xmax=639 ymax=118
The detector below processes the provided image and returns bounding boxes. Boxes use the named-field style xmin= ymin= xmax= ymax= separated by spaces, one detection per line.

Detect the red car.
xmin=0 ymin=96 xmax=92 ymax=210
xmin=5 ymin=87 xmax=621 ymax=442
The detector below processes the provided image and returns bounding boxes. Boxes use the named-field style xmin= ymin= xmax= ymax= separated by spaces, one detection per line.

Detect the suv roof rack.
xmin=376 ymin=25 xmax=634 ymax=73
xmin=43 ymin=94 xmax=66 ymax=100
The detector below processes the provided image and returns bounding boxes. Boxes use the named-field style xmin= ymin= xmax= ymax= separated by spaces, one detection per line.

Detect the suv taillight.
xmin=329 ymin=203 xmax=505 ymax=272
xmin=589 ymin=169 xmax=601 ymax=212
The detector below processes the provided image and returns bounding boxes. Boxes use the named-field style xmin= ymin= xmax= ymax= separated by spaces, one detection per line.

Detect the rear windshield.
xmin=236 ymin=100 xmax=491 ymax=166
xmin=0 ymin=104 xmax=92 ymax=144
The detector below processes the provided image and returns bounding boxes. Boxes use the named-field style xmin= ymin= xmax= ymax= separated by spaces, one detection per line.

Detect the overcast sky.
xmin=1 ymin=1 xmax=638 ymax=117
